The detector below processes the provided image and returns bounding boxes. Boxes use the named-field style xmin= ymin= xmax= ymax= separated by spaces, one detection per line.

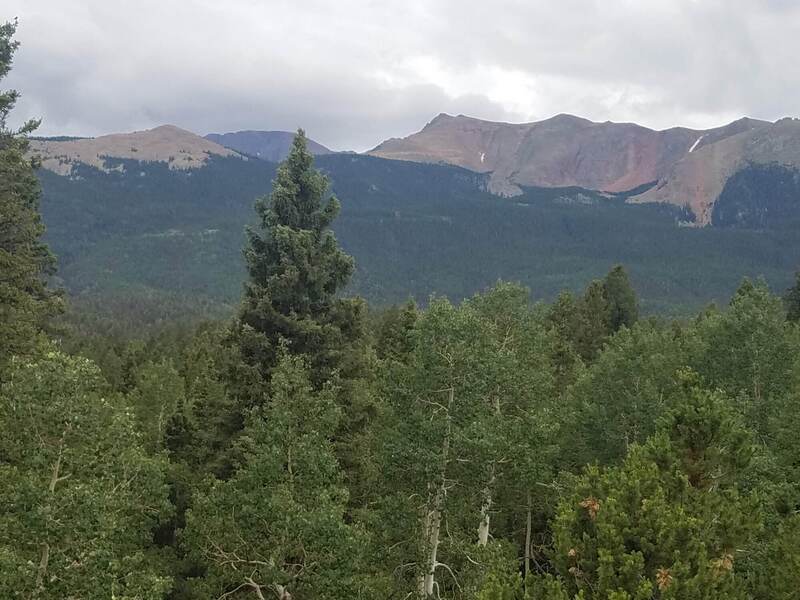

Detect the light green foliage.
xmin=0 ymin=348 xmax=171 ymax=598
xmin=544 ymin=381 xmax=758 ymax=600
xmin=693 ymin=279 xmax=797 ymax=435
xmin=0 ymin=21 xmax=62 ymax=371
xmin=183 ymin=353 xmax=374 ymax=598
xmin=372 ymin=284 xmax=561 ymax=597
xmin=568 ymin=321 xmax=688 ymax=466
xmin=129 ymin=359 xmax=186 ymax=452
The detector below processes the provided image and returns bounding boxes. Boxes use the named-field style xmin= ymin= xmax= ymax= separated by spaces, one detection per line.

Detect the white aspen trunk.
xmin=36 ymin=431 xmax=66 ymax=596
xmin=524 ymin=490 xmax=532 ymax=580
xmin=477 ymin=466 xmax=495 ymax=546
xmin=420 ymin=387 xmax=453 ymax=599
xmin=423 ymin=488 xmax=444 ymax=597
xmin=157 ymin=404 xmax=166 ymax=445
xmin=477 ymin=394 xmax=502 ymax=546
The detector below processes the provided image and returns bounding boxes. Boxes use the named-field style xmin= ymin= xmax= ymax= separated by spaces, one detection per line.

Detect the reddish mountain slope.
xmin=369 ymin=113 xmax=770 ymax=198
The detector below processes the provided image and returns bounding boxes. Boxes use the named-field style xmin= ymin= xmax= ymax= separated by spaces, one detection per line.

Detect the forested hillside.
xmin=39 ymin=148 xmax=800 ymax=328
xmin=3 ymin=22 xmax=800 ymax=599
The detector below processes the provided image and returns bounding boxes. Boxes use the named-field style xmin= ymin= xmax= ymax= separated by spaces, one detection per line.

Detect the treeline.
xmin=2 ymin=23 xmax=800 ymax=599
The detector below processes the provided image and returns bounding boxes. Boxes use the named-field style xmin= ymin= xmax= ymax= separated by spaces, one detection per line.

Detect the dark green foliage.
xmin=603 ymin=264 xmax=638 ymax=332
xmin=183 ymin=354 xmax=377 ymax=598
xmin=712 ymin=163 xmax=800 ymax=229
xmin=0 ymin=21 xmax=62 ymax=370
xmin=576 ymin=280 xmax=611 ymax=360
xmin=37 ymin=150 xmax=800 ymax=321
xmin=230 ymin=130 xmax=365 ymax=395
xmin=784 ymin=270 xmax=800 ymax=322
xmin=374 ymin=299 xmax=418 ymax=361
xmin=544 ymin=383 xmax=759 ymax=599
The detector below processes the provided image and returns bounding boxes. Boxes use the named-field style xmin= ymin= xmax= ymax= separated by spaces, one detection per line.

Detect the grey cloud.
xmin=4 ymin=0 xmax=799 ymax=150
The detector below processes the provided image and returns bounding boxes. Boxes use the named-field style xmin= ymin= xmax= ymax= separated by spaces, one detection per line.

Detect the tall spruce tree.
xmin=576 ymin=280 xmax=611 ymax=361
xmin=231 ymin=129 xmax=364 ymax=400
xmin=784 ymin=270 xmax=800 ymax=322
xmin=183 ymin=353 xmax=375 ymax=598
xmin=0 ymin=21 xmax=61 ymax=371
xmin=603 ymin=264 xmax=638 ymax=332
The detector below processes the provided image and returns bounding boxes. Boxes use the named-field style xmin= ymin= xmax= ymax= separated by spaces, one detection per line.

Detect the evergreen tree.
xmin=576 ymin=280 xmax=611 ymax=361
xmin=230 ymin=129 xmax=364 ymax=399
xmin=783 ymin=270 xmax=800 ymax=322
xmin=532 ymin=379 xmax=759 ymax=599
xmin=603 ymin=264 xmax=638 ymax=332
xmin=375 ymin=299 xmax=418 ymax=362
xmin=0 ymin=21 xmax=62 ymax=371
xmin=183 ymin=353 xmax=375 ymax=598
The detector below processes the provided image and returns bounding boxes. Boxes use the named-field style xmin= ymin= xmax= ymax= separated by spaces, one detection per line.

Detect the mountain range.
xmin=28 ymin=115 xmax=800 ymax=321
xmin=370 ymin=113 xmax=800 ymax=224
xmin=32 ymin=113 xmax=800 ymax=226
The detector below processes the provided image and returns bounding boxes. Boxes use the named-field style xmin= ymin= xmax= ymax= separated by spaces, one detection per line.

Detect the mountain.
xmin=31 ymin=125 xmax=240 ymax=175
xmin=30 ymin=124 xmax=800 ymax=324
xmin=205 ymin=130 xmax=332 ymax=161
xmin=369 ymin=113 xmax=790 ymax=221
xmin=633 ymin=117 xmax=800 ymax=224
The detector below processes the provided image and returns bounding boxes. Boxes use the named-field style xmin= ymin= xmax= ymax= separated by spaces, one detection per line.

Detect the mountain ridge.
xmin=205 ymin=130 xmax=332 ymax=162
xmin=30 ymin=124 xmax=239 ymax=175
xmin=369 ymin=113 xmax=775 ymax=201
xmin=30 ymin=114 xmax=800 ymax=225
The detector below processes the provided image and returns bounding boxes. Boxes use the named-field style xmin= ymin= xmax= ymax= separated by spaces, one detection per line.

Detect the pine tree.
xmin=0 ymin=21 xmax=62 ymax=371
xmin=532 ymin=378 xmax=759 ymax=599
xmin=603 ymin=264 xmax=638 ymax=332
xmin=783 ymin=270 xmax=800 ymax=322
xmin=375 ymin=299 xmax=418 ymax=361
xmin=576 ymin=280 xmax=611 ymax=361
xmin=230 ymin=129 xmax=364 ymax=400
xmin=183 ymin=353 xmax=374 ymax=598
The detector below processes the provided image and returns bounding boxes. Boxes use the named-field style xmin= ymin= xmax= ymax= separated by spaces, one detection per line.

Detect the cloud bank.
xmin=5 ymin=0 xmax=799 ymax=150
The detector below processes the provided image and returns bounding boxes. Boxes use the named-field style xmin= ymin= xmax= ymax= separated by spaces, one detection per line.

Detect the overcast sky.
xmin=5 ymin=0 xmax=800 ymax=151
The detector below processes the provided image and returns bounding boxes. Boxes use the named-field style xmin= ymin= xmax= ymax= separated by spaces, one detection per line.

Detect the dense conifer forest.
xmin=2 ymin=24 xmax=800 ymax=599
